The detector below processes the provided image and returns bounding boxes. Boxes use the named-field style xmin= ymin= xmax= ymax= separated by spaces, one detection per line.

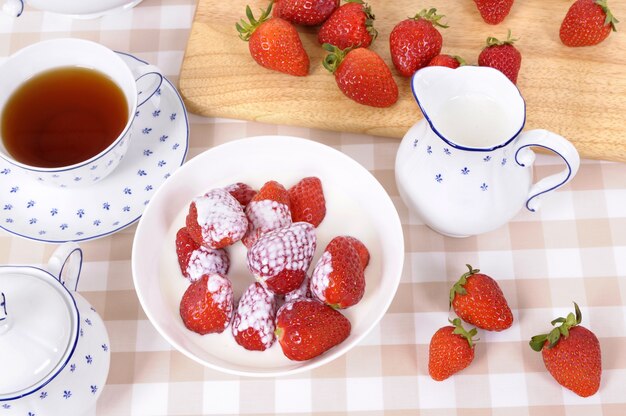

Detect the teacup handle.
xmin=47 ymin=242 xmax=83 ymax=292
xmin=131 ymin=64 xmax=164 ymax=108
xmin=514 ymin=129 xmax=580 ymax=212
xmin=1 ymin=0 xmax=24 ymax=17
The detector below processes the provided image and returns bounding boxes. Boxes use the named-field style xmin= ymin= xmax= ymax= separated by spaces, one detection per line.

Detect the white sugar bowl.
xmin=0 ymin=243 xmax=110 ymax=415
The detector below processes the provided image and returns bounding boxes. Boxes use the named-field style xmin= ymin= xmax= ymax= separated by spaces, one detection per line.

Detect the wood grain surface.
xmin=179 ymin=0 xmax=626 ymax=162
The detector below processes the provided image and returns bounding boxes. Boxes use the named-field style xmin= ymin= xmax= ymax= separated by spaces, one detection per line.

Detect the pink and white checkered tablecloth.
xmin=1 ymin=1 xmax=625 ymax=415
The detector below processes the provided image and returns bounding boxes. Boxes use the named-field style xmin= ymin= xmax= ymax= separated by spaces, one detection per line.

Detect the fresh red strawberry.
xmin=186 ymin=188 xmax=248 ymax=249
xmin=389 ymin=8 xmax=448 ymax=77
xmin=247 ymin=222 xmax=316 ymax=295
xmin=175 ymin=227 xmax=230 ymax=281
xmin=232 ymin=282 xmax=277 ymax=351
xmin=529 ymin=303 xmax=601 ymax=397
xmin=323 ymin=45 xmax=398 ymax=108
xmin=311 ymin=236 xmax=365 ymax=309
xmin=317 ymin=0 xmax=378 ymax=50
xmin=450 ymin=265 xmax=513 ymax=331
xmin=427 ymin=54 xmax=465 ymax=69
xmin=285 ymin=274 xmax=313 ymax=302
xmin=243 ymin=180 xmax=292 ymax=248
xmin=236 ymin=2 xmax=310 ymax=76
xmin=429 ymin=318 xmax=478 ymax=381
xmin=276 ymin=298 xmax=351 ymax=361
xmin=179 ymin=273 xmax=234 ymax=335
xmin=288 ymin=177 xmax=326 ymax=227
xmin=224 ymin=182 xmax=257 ymax=207
xmin=274 ymin=0 xmax=339 ymax=26
xmin=344 ymin=236 xmax=369 ymax=270
xmin=473 ymin=0 xmax=515 ymax=25
xmin=560 ymin=0 xmax=618 ymax=47
xmin=478 ymin=31 xmax=522 ymax=84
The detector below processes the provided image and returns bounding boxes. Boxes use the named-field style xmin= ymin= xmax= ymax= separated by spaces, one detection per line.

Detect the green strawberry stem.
xmin=235 ymin=0 xmax=274 ymax=42
xmin=529 ymin=302 xmax=583 ymax=352
xmin=486 ymin=29 xmax=518 ymax=47
xmin=453 ymin=55 xmax=467 ymax=66
xmin=345 ymin=0 xmax=378 ymax=40
xmin=412 ymin=8 xmax=449 ymax=29
xmin=450 ymin=318 xmax=478 ymax=348
xmin=322 ymin=43 xmax=350 ymax=73
xmin=595 ymin=0 xmax=619 ymax=31
xmin=449 ymin=264 xmax=480 ymax=306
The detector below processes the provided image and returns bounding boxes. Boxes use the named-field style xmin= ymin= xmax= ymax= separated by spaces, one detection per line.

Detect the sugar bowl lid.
xmin=0 ymin=247 xmax=80 ymax=400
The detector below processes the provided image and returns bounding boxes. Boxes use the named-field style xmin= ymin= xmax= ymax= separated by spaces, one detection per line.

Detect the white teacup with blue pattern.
xmin=0 ymin=38 xmax=162 ymax=188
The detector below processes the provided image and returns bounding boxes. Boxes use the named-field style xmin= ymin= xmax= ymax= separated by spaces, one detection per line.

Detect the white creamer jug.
xmin=396 ymin=66 xmax=580 ymax=237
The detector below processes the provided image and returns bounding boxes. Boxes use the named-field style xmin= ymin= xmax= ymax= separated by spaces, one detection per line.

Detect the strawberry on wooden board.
xmin=232 ymin=282 xmax=277 ymax=351
xmin=450 ymin=264 xmax=513 ymax=331
xmin=243 ymin=180 xmax=292 ymax=248
xmin=175 ymin=227 xmax=230 ymax=282
xmin=224 ymin=182 xmax=257 ymax=207
xmin=179 ymin=273 xmax=234 ymax=335
xmin=274 ymin=0 xmax=339 ymax=26
xmin=186 ymin=188 xmax=248 ymax=249
xmin=275 ymin=298 xmax=351 ymax=361
xmin=560 ymin=0 xmax=619 ymax=47
xmin=429 ymin=318 xmax=478 ymax=381
xmin=236 ymin=1 xmax=310 ymax=76
xmin=322 ymin=44 xmax=398 ymax=108
xmin=247 ymin=222 xmax=317 ymax=295
xmin=426 ymin=54 xmax=465 ymax=69
xmin=310 ymin=236 xmax=365 ymax=309
xmin=473 ymin=0 xmax=515 ymax=25
xmin=477 ymin=30 xmax=522 ymax=84
xmin=288 ymin=176 xmax=326 ymax=227
xmin=529 ymin=303 xmax=602 ymax=397
xmin=389 ymin=8 xmax=448 ymax=78
xmin=317 ymin=0 xmax=378 ymax=50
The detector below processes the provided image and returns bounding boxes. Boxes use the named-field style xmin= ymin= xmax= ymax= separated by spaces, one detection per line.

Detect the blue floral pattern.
xmin=0 ymin=52 xmax=188 ymax=243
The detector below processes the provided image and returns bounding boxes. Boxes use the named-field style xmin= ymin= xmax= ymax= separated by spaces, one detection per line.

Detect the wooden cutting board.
xmin=179 ymin=0 xmax=626 ymax=162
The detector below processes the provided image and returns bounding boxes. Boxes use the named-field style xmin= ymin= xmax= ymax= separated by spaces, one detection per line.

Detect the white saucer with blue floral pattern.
xmin=0 ymin=52 xmax=189 ymax=243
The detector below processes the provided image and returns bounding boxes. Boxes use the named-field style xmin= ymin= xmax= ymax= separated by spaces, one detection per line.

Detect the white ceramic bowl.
xmin=131 ymin=136 xmax=404 ymax=377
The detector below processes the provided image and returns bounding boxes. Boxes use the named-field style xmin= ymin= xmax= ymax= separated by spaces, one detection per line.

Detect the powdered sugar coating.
xmin=186 ymin=247 xmax=229 ymax=282
xmin=247 ymin=222 xmax=317 ymax=280
xmin=310 ymin=251 xmax=333 ymax=302
xmin=205 ymin=274 xmax=234 ymax=329
xmin=193 ymin=189 xmax=247 ymax=248
xmin=285 ymin=274 xmax=312 ymax=302
xmin=243 ymin=199 xmax=292 ymax=247
xmin=232 ymin=282 xmax=277 ymax=350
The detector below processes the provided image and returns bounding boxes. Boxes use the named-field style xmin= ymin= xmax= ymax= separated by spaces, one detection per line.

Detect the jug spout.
xmin=411 ymin=66 xmax=526 ymax=151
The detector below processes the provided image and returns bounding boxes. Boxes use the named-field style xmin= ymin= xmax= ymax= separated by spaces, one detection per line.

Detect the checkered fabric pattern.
xmin=0 ymin=1 xmax=625 ymax=415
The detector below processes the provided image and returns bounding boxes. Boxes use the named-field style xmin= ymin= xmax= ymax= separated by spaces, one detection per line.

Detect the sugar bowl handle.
xmin=0 ymin=292 xmax=8 ymax=334
xmin=47 ymin=242 xmax=83 ymax=292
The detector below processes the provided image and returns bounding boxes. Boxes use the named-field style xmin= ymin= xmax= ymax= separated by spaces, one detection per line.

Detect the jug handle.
xmin=1 ymin=0 xmax=24 ymax=17
xmin=514 ymin=129 xmax=580 ymax=212
xmin=47 ymin=242 xmax=83 ymax=292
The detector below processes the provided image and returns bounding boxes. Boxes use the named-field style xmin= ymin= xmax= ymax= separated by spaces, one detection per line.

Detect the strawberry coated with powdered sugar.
xmin=176 ymin=227 xmax=230 ymax=281
xmin=310 ymin=236 xmax=365 ymax=309
xmin=224 ymin=182 xmax=257 ymax=207
xmin=232 ymin=282 xmax=277 ymax=351
xmin=179 ymin=273 xmax=234 ymax=335
xmin=186 ymin=188 xmax=248 ymax=249
xmin=243 ymin=181 xmax=292 ymax=248
xmin=247 ymin=222 xmax=317 ymax=295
